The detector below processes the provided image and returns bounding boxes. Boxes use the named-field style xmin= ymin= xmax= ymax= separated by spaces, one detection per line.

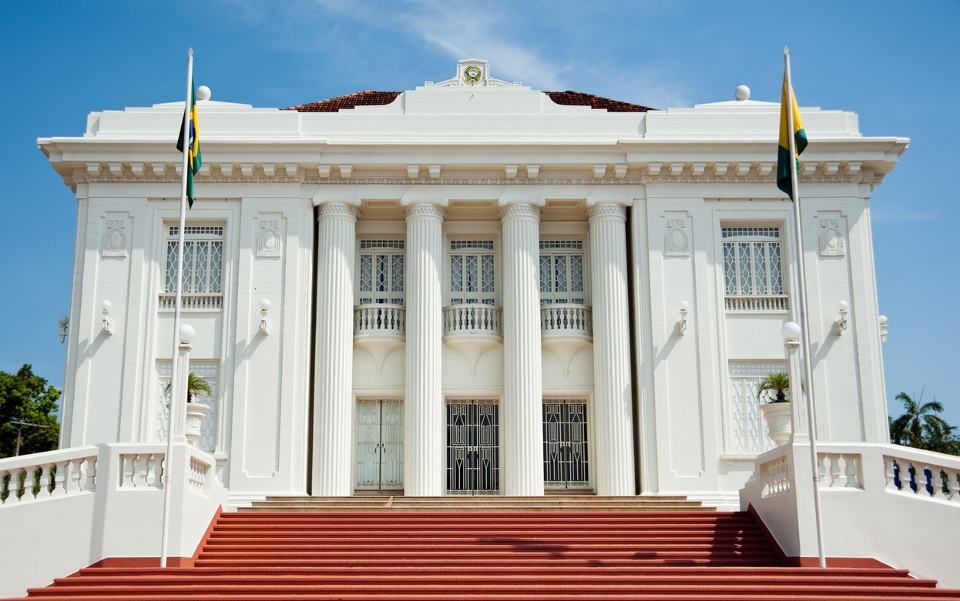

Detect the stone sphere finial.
xmin=735 ymin=84 xmax=750 ymax=101
xmin=196 ymin=85 xmax=212 ymax=101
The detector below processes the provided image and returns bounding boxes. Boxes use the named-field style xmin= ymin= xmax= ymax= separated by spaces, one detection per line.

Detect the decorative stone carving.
xmin=101 ymin=214 xmax=128 ymax=258
xmin=663 ymin=213 xmax=690 ymax=257
xmin=818 ymin=211 xmax=846 ymax=257
xmin=257 ymin=214 xmax=283 ymax=258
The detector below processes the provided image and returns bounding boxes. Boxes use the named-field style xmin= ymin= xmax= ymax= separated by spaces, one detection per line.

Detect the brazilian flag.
xmin=176 ymin=79 xmax=202 ymax=207
xmin=777 ymin=73 xmax=807 ymax=199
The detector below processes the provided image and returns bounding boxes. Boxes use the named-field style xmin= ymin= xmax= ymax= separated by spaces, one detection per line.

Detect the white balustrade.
xmin=443 ymin=304 xmax=503 ymax=338
xmin=759 ymin=454 xmax=791 ymax=498
xmin=118 ymin=453 xmax=164 ymax=489
xmin=0 ymin=447 xmax=98 ymax=505
xmin=818 ymin=452 xmax=863 ymax=489
xmin=158 ymin=293 xmax=224 ymax=311
xmin=883 ymin=452 xmax=960 ymax=502
xmin=540 ymin=304 xmax=592 ymax=337
xmin=353 ymin=304 xmax=406 ymax=338
xmin=724 ymin=295 xmax=790 ymax=312
xmin=188 ymin=457 xmax=209 ymax=491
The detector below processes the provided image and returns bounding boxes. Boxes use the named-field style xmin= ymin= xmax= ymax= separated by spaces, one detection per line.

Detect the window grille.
xmin=539 ymin=240 xmax=585 ymax=305
xmin=156 ymin=361 xmax=219 ymax=453
xmin=358 ymin=239 xmax=404 ymax=305
xmin=721 ymin=226 xmax=787 ymax=311
xmin=164 ymin=225 xmax=224 ymax=295
xmin=449 ymin=240 xmax=496 ymax=305
xmin=725 ymin=362 xmax=783 ymax=454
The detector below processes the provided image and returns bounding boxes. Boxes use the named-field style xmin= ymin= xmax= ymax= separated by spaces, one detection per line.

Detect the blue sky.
xmin=0 ymin=1 xmax=957 ymax=424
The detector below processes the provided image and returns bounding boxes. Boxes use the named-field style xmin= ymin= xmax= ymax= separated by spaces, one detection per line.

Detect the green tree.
xmin=889 ymin=391 xmax=958 ymax=455
xmin=0 ymin=365 xmax=61 ymax=458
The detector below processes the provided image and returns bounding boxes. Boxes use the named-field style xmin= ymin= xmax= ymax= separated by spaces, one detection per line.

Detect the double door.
xmin=543 ymin=400 xmax=590 ymax=489
xmin=356 ymin=399 xmax=403 ymax=490
xmin=446 ymin=401 xmax=500 ymax=495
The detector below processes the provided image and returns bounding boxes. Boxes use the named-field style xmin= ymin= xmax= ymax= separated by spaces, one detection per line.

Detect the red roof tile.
xmin=545 ymin=91 xmax=653 ymax=112
xmin=286 ymin=90 xmax=653 ymax=113
xmin=286 ymin=91 xmax=401 ymax=112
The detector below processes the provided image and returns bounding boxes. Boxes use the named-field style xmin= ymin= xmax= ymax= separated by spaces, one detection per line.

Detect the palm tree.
xmin=757 ymin=372 xmax=791 ymax=403
xmin=164 ymin=373 xmax=212 ymax=404
xmin=890 ymin=391 xmax=950 ymax=449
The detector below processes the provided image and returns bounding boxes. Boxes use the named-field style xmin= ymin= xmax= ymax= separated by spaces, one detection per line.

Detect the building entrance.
xmin=356 ymin=399 xmax=403 ymax=490
xmin=543 ymin=400 xmax=590 ymax=489
xmin=445 ymin=401 xmax=500 ymax=495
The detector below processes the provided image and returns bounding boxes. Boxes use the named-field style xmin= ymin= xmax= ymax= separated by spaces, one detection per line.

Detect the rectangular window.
xmin=449 ymin=240 xmax=496 ymax=305
xmin=539 ymin=240 xmax=585 ymax=305
xmin=156 ymin=361 xmax=219 ymax=453
xmin=725 ymin=362 xmax=784 ymax=454
xmin=161 ymin=225 xmax=224 ymax=311
xmin=721 ymin=226 xmax=787 ymax=312
xmin=358 ymin=239 xmax=405 ymax=305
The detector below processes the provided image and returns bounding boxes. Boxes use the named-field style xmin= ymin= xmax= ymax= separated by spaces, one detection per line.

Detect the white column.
xmin=312 ymin=202 xmax=357 ymax=496
xmin=501 ymin=202 xmax=545 ymax=496
xmin=588 ymin=202 xmax=636 ymax=496
xmin=404 ymin=202 xmax=445 ymax=496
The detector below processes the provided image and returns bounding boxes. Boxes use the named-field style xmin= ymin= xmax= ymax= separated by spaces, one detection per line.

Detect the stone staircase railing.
xmin=743 ymin=441 xmax=960 ymax=588
xmin=0 ymin=442 xmax=227 ymax=597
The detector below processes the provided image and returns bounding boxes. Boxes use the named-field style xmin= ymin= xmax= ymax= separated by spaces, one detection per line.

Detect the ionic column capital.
xmin=498 ymin=199 xmax=543 ymax=222
xmin=403 ymin=201 xmax=445 ymax=222
xmin=587 ymin=202 xmax=627 ymax=222
xmin=317 ymin=201 xmax=358 ymax=222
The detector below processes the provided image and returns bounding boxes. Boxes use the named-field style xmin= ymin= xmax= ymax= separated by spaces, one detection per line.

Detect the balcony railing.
xmin=159 ymin=293 xmax=223 ymax=311
xmin=443 ymin=304 xmax=502 ymax=338
xmin=354 ymin=304 xmax=405 ymax=338
xmin=725 ymin=295 xmax=789 ymax=313
xmin=541 ymin=304 xmax=592 ymax=338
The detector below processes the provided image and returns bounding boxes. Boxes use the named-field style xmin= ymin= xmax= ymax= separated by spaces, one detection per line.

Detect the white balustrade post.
xmin=312 ymin=202 xmax=358 ymax=496
xmin=404 ymin=202 xmax=445 ymax=495
xmin=588 ymin=202 xmax=636 ymax=495
xmin=500 ymin=201 xmax=545 ymax=496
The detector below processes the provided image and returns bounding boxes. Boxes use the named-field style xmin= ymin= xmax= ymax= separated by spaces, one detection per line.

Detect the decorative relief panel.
xmin=662 ymin=212 xmax=690 ymax=257
xmin=256 ymin=213 xmax=283 ymax=258
xmin=817 ymin=211 xmax=846 ymax=257
xmin=101 ymin=213 xmax=129 ymax=258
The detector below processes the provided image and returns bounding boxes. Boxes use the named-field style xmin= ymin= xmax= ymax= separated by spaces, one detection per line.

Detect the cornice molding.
xmin=66 ymin=160 xmax=878 ymax=188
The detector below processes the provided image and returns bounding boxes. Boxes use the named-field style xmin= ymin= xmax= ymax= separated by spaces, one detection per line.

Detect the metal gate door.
xmin=446 ymin=401 xmax=500 ymax=495
xmin=543 ymin=400 xmax=590 ymax=489
xmin=356 ymin=400 xmax=403 ymax=490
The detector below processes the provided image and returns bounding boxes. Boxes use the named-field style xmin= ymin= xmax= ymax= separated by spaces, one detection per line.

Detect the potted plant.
xmin=757 ymin=372 xmax=793 ymax=446
xmin=164 ymin=373 xmax=212 ymax=446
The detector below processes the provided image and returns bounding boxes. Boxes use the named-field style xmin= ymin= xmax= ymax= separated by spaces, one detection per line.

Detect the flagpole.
xmin=784 ymin=46 xmax=826 ymax=569
xmin=160 ymin=47 xmax=193 ymax=569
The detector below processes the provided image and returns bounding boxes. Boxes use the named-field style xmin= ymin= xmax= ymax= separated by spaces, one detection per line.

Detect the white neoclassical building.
xmin=40 ymin=58 xmax=907 ymax=500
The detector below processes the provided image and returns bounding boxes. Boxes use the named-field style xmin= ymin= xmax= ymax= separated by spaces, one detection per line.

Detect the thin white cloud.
xmin=219 ymin=0 xmax=692 ymax=106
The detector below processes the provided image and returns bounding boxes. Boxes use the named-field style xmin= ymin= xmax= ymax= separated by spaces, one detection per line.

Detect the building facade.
xmin=40 ymin=59 xmax=907 ymax=499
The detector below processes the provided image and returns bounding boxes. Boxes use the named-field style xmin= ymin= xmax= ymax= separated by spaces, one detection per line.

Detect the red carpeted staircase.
xmin=7 ymin=497 xmax=960 ymax=600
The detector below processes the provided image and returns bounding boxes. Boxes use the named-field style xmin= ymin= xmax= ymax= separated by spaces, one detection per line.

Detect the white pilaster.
xmin=312 ymin=202 xmax=357 ymax=496
xmin=588 ymin=202 xmax=636 ymax=496
xmin=500 ymin=201 xmax=545 ymax=496
xmin=404 ymin=202 xmax=445 ymax=495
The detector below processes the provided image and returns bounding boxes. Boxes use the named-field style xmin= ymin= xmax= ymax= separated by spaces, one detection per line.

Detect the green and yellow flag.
xmin=176 ymin=80 xmax=202 ymax=207
xmin=777 ymin=73 xmax=807 ymax=199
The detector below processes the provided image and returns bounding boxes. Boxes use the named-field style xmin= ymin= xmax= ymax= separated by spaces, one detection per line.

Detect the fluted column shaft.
xmin=312 ymin=202 xmax=356 ymax=496
xmin=501 ymin=202 xmax=545 ymax=496
xmin=404 ymin=203 xmax=445 ymax=495
xmin=589 ymin=203 xmax=636 ymax=496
